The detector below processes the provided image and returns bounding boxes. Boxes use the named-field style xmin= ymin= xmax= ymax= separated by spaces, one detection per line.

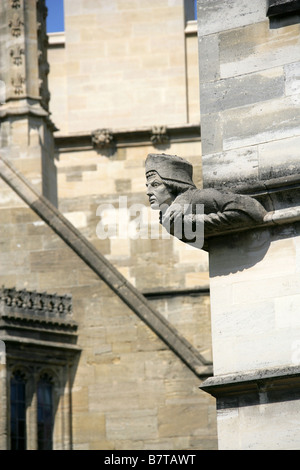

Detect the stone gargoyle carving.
xmin=145 ymin=153 xmax=267 ymax=250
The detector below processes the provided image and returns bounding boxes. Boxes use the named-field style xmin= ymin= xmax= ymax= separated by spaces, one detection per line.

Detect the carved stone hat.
xmin=145 ymin=153 xmax=194 ymax=185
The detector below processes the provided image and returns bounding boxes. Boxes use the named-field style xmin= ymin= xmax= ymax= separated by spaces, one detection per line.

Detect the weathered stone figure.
xmin=145 ymin=153 xmax=267 ymax=249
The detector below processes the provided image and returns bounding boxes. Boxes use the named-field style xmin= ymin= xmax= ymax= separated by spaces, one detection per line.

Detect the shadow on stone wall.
xmin=208 ymin=227 xmax=272 ymax=277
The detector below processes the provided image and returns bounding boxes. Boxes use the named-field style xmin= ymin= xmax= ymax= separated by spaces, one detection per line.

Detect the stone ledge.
xmin=142 ymin=286 xmax=210 ymax=299
xmin=54 ymin=123 xmax=201 ymax=153
xmin=185 ymin=20 xmax=198 ymax=35
xmin=0 ymin=333 xmax=81 ymax=354
xmin=232 ymin=172 xmax=300 ymax=197
xmin=0 ymin=98 xmax=58 ymax=131
xmin=205 ymin=205 xmax=300 ymax=241
xmin=47 ymin=32 xmax=65 ymax=47
xmin=203 ymin=173 xmax=300 ymax=240
xmin=200 ymin=365 xmax=300 ymax=399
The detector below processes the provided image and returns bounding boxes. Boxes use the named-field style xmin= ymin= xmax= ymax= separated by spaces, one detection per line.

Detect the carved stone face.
xmin=146 ymin=172 xmax=174 ymax=210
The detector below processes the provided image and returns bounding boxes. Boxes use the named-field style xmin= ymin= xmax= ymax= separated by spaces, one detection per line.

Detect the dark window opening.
xmin=10 ymin=371 xmax=27 ymax=450
xmin=37 ymin=374 xmax=54 ymax=450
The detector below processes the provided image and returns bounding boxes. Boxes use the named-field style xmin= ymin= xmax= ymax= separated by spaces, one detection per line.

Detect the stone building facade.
xmin=197 ymin=0 xmax=300 ymax=450
xmin=0 ymin=0 xmax=217 ymax=450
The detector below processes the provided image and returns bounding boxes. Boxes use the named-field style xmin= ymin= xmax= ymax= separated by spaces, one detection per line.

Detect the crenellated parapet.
xmin=0 ymin=286 xmax=77 ymax=333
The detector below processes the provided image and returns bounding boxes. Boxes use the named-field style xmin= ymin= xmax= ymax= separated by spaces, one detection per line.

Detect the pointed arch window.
xmin=10 ymin=371 xmax=27 ymax=450
xmin=37 ymin=373 xmax=54 ymax=450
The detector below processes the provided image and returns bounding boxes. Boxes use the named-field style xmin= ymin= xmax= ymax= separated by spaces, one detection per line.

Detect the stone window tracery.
xmin=1 ymin=287 xmax=80 ymax=450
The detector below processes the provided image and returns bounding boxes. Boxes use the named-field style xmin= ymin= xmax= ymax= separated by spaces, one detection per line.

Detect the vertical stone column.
xmin=0 ymin=0 xmax=57 ymax=206
xmin=197 ymin=0 xmax=300 ymax=450
xmin=26 ymin=371 xmax=37 ymax=450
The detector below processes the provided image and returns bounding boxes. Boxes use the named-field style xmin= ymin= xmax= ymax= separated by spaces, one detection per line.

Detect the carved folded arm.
xmin=201 ymin=209 xmax=262 ymax=235
xmin=161 ymin=190 xmax=267 ymax=239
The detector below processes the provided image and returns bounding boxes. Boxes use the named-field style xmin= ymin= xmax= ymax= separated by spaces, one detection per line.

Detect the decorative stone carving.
xmin=11 ymin=73 xmax=25 ymax=94
xmin=150 ymin=126 xmax=169 ymax=145
xmin=145 ymin=153 xmax=267 ymax=250
xmin=92 ymin=128 xmax=114 ymax=148
xmin=8 ymin=14 xmax=24 ymax=37
xmin=0 ymin=287 xmax=72 ymax=318
xmin=10 ymin=45 xmax=25 ymax=66
xmin=11 ymin=0 xmax=21 ymax=8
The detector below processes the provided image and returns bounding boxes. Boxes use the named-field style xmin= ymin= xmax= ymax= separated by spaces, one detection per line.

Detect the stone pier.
xmin=197 ymin=0 xmax=300 ymax=449
xmin=0 ymin=0 xmax=57 ymax=206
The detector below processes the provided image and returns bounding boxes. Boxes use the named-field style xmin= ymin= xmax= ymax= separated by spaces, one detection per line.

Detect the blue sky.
xmin=45 ymin=0 xmax=65 ymax=33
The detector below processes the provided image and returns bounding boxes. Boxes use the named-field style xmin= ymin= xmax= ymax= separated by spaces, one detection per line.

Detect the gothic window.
xmin=37 ymin=374 xmax=54 ymax=450
xmin=10 ymin=371 xmax=27 ymax=450
xmin=8 ymin=367 xmax=60 ymax=450
xmin=1 ymin=286 xmax=79 ymax=450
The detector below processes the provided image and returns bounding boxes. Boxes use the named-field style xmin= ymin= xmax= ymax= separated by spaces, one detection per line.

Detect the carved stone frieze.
xmin=92 ymin=128 xmax=114 ymax=148
xmin=8 ymin=13 xmax=24 ymax=37
xmin=10 ymin=45 xmax=25 ymax=66
xmin=11 ymin=0 xmax=21 ymax=8
xmin=150 ymin=126 xmax=170 ymax=145
xmin=0 ymin=286 xmax=79 ymax=361
xmin=0 ymin=287 xmax=72 ymax=318
xmin=11 ymin=73 xmax=25 ymax=94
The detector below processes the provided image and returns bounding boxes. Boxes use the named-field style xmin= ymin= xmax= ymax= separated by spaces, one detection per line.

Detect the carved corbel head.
xmin=145 ymin=153 xmax=195 ymax=186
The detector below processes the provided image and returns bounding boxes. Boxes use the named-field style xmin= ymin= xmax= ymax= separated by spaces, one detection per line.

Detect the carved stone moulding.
xmin=150 ymin=125 xmax=170 ymax=146
xmin=11 ymin=73 xmax=25 ymax=95
xmin=55 ymin=124 xmax=200 ymax=153
xmin=10 ymin=45 xmax=25 ymax=66
xmin=11 ymin=0 xmax=22 ymax=8
xmin=0 ymin=286 xmax=73 ymax=321
xmin=91 ymin=128 xmax=114 ymax=148
xmin=8 ymin=13 xmax=24 ymax=37
xmin=0 ymin=286 xmax=79 ymax=356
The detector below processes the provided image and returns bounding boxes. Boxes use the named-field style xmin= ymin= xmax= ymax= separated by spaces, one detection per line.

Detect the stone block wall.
xmin=209 ymin=224 xmax=300 ymax=376
xmin=197 ymin=0 xmax=300 ymax=189
xmin=47 ymin=0 xmax=207 ymax=305
xmin=56 ymin=139 xmax=208 ymax=291
xmin=197 ymin=0 xmax=300 ymax=450
xmin=0 ymin=183 xmax=217 ymax=450
xmin=47 ymin=0 xmax=197 ymax=134
xmin=54 ymin=136 xmax=211 ymax=364
xmin=0 ymin=0 xmax=218 ymax=449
